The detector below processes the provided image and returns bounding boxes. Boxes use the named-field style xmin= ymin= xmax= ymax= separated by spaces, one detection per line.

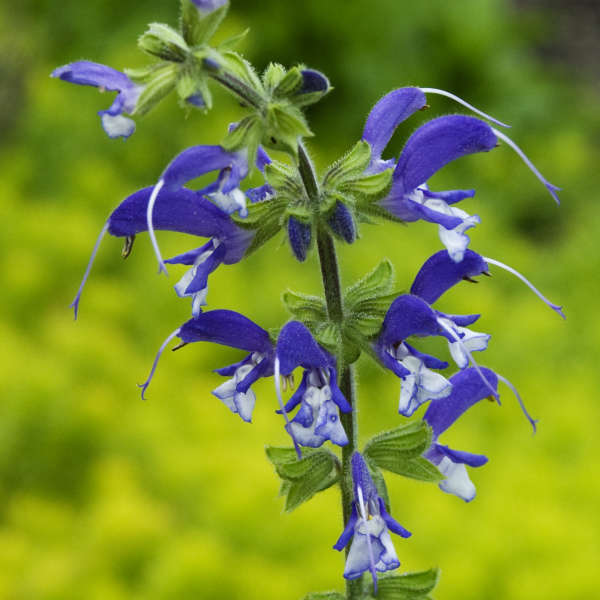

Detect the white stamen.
xmin=138 ymin=327 xmax=181 ymax=400
xmin=145 ymin=179 xmax=168 ymax=275
xmin=420 ymin=87 xmax=510 ymax=128
xmin=70 ymin=221 xmax=109 ymax=320
xmin=491 ymin=128 xmax=561 ymax=205
xmin=483 ymin=256 xmax=565 ymax=319
xmin=437 ymin=318 xmax=498 ymax=399
xmin=496 ymin=373 xmax=538 ymax=433
xmin=274 ymin=357 xmax=302 ymax=459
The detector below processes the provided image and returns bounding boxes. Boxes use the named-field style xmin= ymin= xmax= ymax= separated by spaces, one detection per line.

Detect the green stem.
xmin=297 ymin=143 xmax=363 ymax=600
xmin=207 ymin=69 xmax=264 ymax=110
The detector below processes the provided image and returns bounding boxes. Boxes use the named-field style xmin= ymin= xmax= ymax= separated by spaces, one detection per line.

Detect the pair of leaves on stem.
xmin=303 ymin=568 xmax=440 ymax=600
xmin=283 ymin=259 xmax=398 ymax=366
xmin=265 ymin=422 xmax=442 ymax=515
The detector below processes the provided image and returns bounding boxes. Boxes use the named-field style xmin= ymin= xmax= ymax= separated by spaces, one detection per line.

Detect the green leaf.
xmin=364 ymin=422 xmax=433 ymax=459
xmin=369 ymin=568 xmax=441 ymax=599
xmin=180 ymin=1 xmax=229 ymax=46
xmin=368 ymin=463 xmax=391 ymax=511
xmin=176 ymin=62 xmax=212 ymax=110
xmin=302 ymin=593 xmax=345 ymax=600
xmin=132 ymin=64 xmax=178 ymax=116
xmin=323 ymin=140 xmax=371 ymax=188
xmin=314 ymin=321 xmax=342 ymax=354
xmin=138 ymin=23 xmax=189 ymax=62
xmin=282 ymin=291 xmax=327 ymax=324
xmin=371 ymin=455 xmax=443 ymax=483
xmin=265 ymin=447 xmax=339 ymax=512
xmin=345 ymin=259 xmax=395 ymax=308
xmin=263 ymin=102 xmax=313 ymax=155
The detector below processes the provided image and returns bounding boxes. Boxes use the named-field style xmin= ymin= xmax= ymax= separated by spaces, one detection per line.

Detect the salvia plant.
xmin=52 ymin=1 xmax=564 ymax=598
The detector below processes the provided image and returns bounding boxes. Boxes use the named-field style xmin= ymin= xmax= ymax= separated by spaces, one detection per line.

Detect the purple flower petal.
xmin=287 ymin=217 xmax=312 ymax=261
xmin=178 ymin=310 xmax=273 ymax=353
xmin=393 ymin=115 xmax=497 ymax=194
xmin=276 ymin=321 xmax=331 ymax=375
xmin=362 ymin=88 xmax=426 ymax=161
xmin=410 ymin=249 xmax=489 ymax=304
xmin=423 ymin=367 xmax=499 ymax=438
xmin=435 ymin=444 xmax=488 ymax=467
xmin=351 ymin=452 xmax=379 ymax=504
xmin=299 ymin=69 xmax=330 ymax=94
xmin=191 ymin=0 xmax=228 ymax=12
xmin=379 ymin=295 xmax=440 ymax=347
xmin=161 ymin=145 xmax=248 ymax=190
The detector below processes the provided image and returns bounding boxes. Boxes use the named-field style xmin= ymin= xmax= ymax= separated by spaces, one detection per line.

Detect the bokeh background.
xmin=2 ymin=0 xmax=599 ymax=598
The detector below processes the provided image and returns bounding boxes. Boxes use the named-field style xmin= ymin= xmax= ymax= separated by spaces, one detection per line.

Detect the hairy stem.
xmin=298 ymin=143 xmax=363 ymax=600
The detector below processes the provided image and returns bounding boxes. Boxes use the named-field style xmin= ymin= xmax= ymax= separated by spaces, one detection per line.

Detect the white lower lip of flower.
xmin=101 ymin=113 xmax=135 ymax=138
xmin=437 ymin=456 xmax=477 ymax=502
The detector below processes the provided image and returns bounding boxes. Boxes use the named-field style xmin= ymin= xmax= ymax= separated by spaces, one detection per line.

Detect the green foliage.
xmin=365 ymin=568 xmax=440 ymax=599
xmin=364 ymin=422 xmax=443 ymax=483
xmin=265 ymin=447 xmax=340 ymax=512
xmin=282 ymin=290 xmax=327 ymax=326
xmin=133 ymin=63 xmax=179 ymax=116
xmin=302 ymin=592 xmax=345 ymax=600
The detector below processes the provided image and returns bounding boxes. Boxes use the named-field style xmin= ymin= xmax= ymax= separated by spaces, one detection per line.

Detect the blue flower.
xmin=362 ymin=87 xmax=560 ymax=261
xmin=70 ymin=182 xmax=253 ymax=319
xmin=334 ymin=452 xmax=411 ymax=591
xmin=143 ymin=144 xmax=251 ymax=273
xmin=139 ymin=310 xmax=274 ymax=421
xmin=275 ymin=322 xmax=352 ymax=449
xmin=376 ymin=250 xmax=495 ymax=416
xmin=51 ymin=61 xmax=142 ymax=139
xmin=422 ymin=367 xmax=498 ymax=502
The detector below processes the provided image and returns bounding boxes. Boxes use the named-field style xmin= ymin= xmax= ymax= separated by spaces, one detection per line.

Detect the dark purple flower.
xmin=51 ymin=61 xmax=142 ymax=139
xmin=334 ymin=452 xmax=411 ymax=590
xmin=191 ymin=0 xmax=228 ymax=12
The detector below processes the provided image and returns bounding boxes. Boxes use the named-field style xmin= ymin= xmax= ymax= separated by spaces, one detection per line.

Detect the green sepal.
xmin=132 ymin=63 xmax=178 ymax=116
xmin=366 ymin=568 xmax=441 ymax=599
xmin=219 ymin=28 xmax=250 ymax=52
xmin=265 ymin=446 xmax=340 ymax=512
xmin=345 ymin=259 xmax=395 ymax=308
xmin=176 ymin=62 xmax=212 ymax=110
xmin=138 ymin=23 xmax=189 ymax=62
xmin=339 ymin=168 xmax=393 ymax=197
xmin=323 ymin=140 xmax=372 ymax=188
xmin=264 ymin=161 xmax=303 ymax=197
xmin=180 ymin=0 xmax=229 ymax=46
xmin=282 ymin=291 xmax=327 ymax=325
xmin=302 ymin=593 xmax=345 ymax=600
xmin=364 ymin=422 xmax=433 ymax=460
xmin=221 ymin=50 xmax=264 ymax=93
xmin=262 ymin=62 xmax=287 ymax=93
xmin=221 ymin=115 xmax=262 ymax=166
xmin=262 ymin=102 xmax=313 ymax=156
xmin=274 ymin=66 xmax=303 ymax=96
xmin=233 ymin=197 xmax=287 ymax=255
xmin=125 ymin=62 xmax=171 ymax=84
xmin=355 ymin=200 xmax=406 ymax=225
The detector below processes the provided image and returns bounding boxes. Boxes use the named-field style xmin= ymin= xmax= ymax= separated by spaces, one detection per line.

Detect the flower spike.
xmin=420 ymin=87 xmax=510 ymax=128
xmin=483 ymin=256 xmax=565 ymax=319
xmin=492 ymin=128 xmax=561 ymax=205
xmin=70 ymin=222 xmax=108 ymax=320
xmin=138 ymin=327 xmax=181 ymax=400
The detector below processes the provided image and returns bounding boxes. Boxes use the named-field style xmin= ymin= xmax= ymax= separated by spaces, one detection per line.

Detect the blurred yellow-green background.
xmin=2 ymin=0 xmax=599 ymax=598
